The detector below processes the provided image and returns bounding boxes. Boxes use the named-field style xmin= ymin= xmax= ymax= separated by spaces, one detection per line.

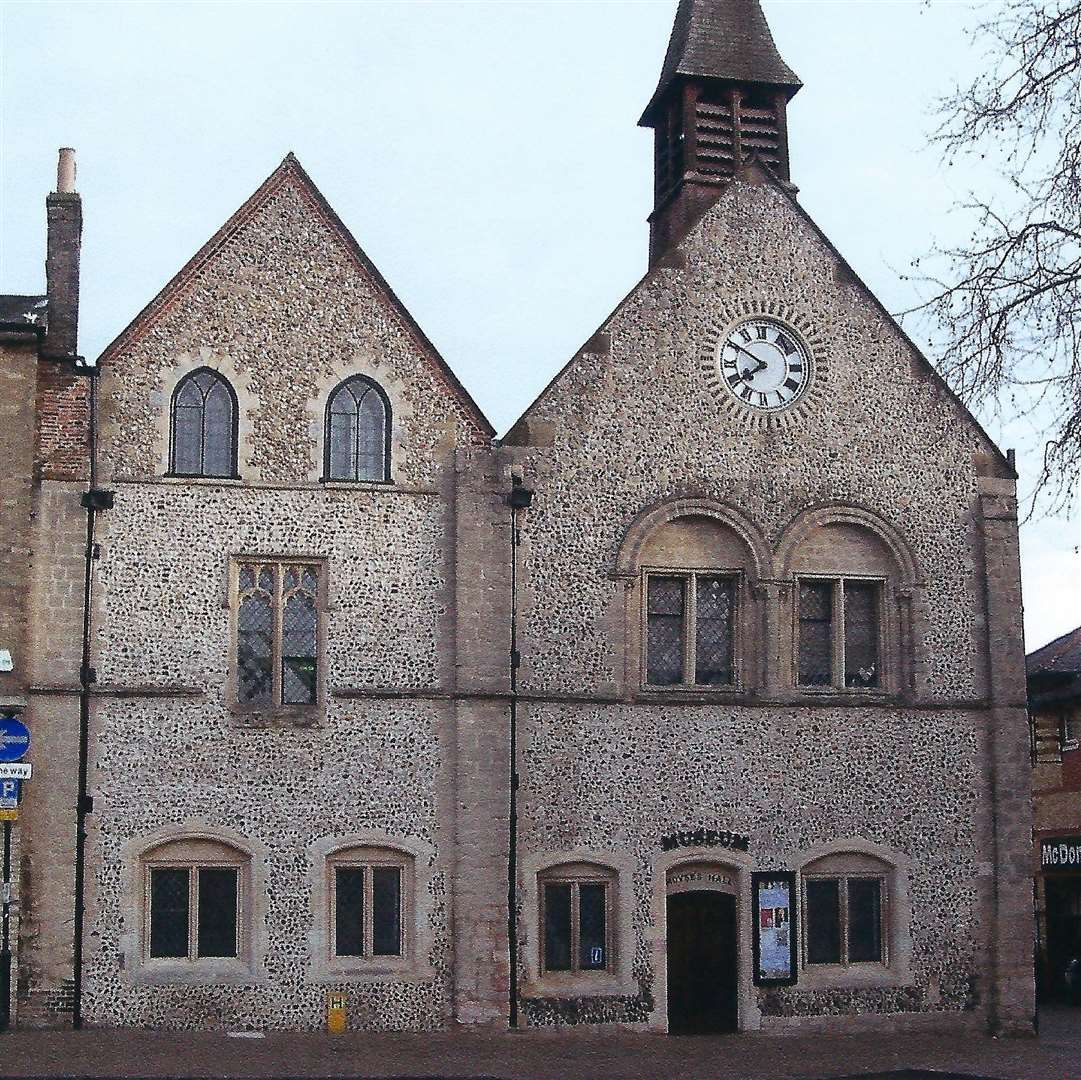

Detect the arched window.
xmin=801 ymin=850 xmax=894 ymax=969
xmin=170 ymin=368 xmax=238 ymax=478
xmin=538 ymin=862 xmax=618 ymax=974
xmin=327 ymin=845 xmax=413 ymax=962
xmin=141 ymin=836 xmax=250 ymax=963
xmin=324 ymin=375 xmax=391 ymax=482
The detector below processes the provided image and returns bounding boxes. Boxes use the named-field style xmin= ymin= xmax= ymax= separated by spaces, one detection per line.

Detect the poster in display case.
xmin=752 ymin=870 xmax=798 ymax=987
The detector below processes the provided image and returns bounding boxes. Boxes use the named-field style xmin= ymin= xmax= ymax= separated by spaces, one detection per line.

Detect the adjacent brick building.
xmin=1029 ymin=626 xmax=1081 ymax=1000
xmin=7 ymin=0 xmax=1036 ymax=1036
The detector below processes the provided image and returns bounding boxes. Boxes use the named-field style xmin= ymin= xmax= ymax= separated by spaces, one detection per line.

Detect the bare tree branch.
xmin=909 ymin=0 xmax=1081 ymax=514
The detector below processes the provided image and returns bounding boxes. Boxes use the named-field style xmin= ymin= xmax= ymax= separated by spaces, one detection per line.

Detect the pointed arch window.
xmin=324 ymin=375 xmax=391 ymax=483
xmin=170 ymin=368 xmax=238 ymax=478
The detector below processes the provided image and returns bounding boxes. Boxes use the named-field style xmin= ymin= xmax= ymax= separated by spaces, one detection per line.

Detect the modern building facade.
xmin=7 ymin=0 xmax=1035 ymax=1035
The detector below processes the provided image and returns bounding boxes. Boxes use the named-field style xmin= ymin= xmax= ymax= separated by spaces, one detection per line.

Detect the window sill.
xmin=522 ymin=971 xmax=638 ymax=998
xmin=319 ymin=478 xmax=395 ymax=489
xmin=125 ymin=957 xmax=261 ymax=986
xmin=161 ymin=473 xmax=244 ymax=485
xmin=636 ymin=685 xmax=750 ymax=705
xmin=797 ymin=963 xmax=911 ymax=991
xmin=229 ymin=704 xmax=324 ymax=727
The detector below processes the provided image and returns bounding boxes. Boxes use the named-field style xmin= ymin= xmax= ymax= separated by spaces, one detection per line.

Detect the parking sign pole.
xmin=1 ymin=819 xmax=11 ymax=1030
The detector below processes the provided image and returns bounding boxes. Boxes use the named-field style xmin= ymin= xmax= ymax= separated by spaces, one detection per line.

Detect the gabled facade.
xmin=9 ymin=0 xmax=1034 ymax=1036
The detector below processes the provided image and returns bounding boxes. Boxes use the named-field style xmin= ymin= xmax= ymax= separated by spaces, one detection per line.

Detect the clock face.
xmin=717 ymin=318 xmax=811 ymax=411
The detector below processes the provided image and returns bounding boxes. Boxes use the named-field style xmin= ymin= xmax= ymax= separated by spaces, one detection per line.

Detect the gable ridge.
xmin=506 ymin=160 xmax=1014 ymax=479
xmin=98 ymin=153 xmax=495 ymax=439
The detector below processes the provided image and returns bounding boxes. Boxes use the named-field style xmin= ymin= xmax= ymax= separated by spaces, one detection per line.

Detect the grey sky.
xmin=1 ymin=0 xmax=1077 ymax=651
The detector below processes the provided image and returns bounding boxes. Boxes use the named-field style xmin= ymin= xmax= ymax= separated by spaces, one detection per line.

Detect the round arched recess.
xmin=613 ymin=497 xmax=771 ymax=581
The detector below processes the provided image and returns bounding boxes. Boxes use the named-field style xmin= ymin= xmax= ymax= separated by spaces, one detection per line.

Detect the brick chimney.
xmin=36 ymin=148 xmax=90 ymax=482
xmin=43 ymin=148 xmax=82 ymax=359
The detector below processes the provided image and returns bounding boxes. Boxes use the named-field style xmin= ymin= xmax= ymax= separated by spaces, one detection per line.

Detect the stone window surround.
xmin=792 ymin=573 xmax=887 ymax=693
xmin=307 ymin=832 xmax=437 ymax=984
xmin=795 ymin=839 xmax=914 ymax=992
xmin=614 ymin=498 xmax=921 ymax=702
xmin=321 ymin=373 xmax=393 ymax=484
xmin=167 ymin=366 xmax=241 ymax=480
xmin=640 ymin=567 xmax=748 ymax=693
xmin=520 ymin=850 xmax=637 ymax=999
xmin=118 ymin=824 xmax=269 ymax=987
xmin=538 ymin=860 xmax=618 ymax=976
xmin=225 ymin=554 xmax=330 ymax=724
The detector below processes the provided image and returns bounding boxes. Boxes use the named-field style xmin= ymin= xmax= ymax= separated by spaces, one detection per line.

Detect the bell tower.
xmin=639 ymin=0 xmax=801 ymax=265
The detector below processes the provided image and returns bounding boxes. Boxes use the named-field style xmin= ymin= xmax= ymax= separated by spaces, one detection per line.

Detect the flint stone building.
xmin=7 ymin=0 xmax=1035 ymax=1035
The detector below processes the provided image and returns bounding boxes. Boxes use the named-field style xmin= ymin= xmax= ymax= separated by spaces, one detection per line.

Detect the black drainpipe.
xmin=506 ymin=475 xmax=532 ymax=1029
xmin=73 ymin=367 xmax=110 ymax=1029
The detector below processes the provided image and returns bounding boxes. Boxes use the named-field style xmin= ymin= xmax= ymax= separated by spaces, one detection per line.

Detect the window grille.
xmin=325 ymin=375 xmax=390 ymax=482
xmin=797 ymin=578 xmax=882 ymax=690
xmin=804 ymin=875 xmax=884 ymax=966
xmin=646 ymin=572 xmax=737 ymax=688
xmin=236 ymin=561 xmax=320 ymax=708
xmin=147 ymin=864 xmax=239 ymax=960
xmin=540 ymin=870 xmax=613 ymax=974
xmin=330 ymin=855 xmax=407 ymax=959
xmin=170 ymin=368 xmax=237 ymax=478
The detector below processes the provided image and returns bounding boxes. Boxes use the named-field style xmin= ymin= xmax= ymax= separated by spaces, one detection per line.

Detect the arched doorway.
xmin=666 ymin=864 xmax=739 ymax=1034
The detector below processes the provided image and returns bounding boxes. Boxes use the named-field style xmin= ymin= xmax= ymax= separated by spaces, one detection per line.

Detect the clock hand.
xmin=740 ymin=358 xmax=770 ymax=380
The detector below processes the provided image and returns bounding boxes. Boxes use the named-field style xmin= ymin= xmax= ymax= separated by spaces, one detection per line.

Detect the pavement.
xmin=0 ymin=1008 xmax=1078 ymax=1080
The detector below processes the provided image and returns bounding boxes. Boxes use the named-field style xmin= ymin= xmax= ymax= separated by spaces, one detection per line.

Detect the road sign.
xmin=0 ymin=779 xmax=19 ymax=810
xmin=0 ymin=811 xmax=16 ymax=822
xmin=0 ymin=717 xmax=30 ymax=763
xmin=0 ymin=764 xmax=30 ymax=781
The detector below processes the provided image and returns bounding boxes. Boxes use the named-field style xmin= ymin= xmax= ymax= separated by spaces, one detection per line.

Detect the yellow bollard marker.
xmin=327 ymin=992 xmax=346 ymax=1034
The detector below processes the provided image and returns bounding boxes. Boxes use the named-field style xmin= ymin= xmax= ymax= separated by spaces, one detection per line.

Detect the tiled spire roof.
xmin=640 ymin=0 xmax=801 ymax=125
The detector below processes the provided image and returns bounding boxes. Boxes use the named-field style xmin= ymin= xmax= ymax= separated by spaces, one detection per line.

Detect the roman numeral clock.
xmin=721 ymin=319 xmax=809 ymax=410
xmin=699 ymin=305 xmax=827 ymax=428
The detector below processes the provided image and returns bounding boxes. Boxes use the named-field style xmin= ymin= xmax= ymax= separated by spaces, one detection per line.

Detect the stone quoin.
xmin=2 ymin=0 xmax=1034 ymax=1036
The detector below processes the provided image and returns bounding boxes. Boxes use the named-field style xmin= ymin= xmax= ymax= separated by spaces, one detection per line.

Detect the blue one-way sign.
xmin=0 ymin=717 xmax=30 ymax=763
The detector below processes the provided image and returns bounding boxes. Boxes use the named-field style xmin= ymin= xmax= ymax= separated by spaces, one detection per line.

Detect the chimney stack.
xmin=43 ymin=148 xmax=82 ymax=359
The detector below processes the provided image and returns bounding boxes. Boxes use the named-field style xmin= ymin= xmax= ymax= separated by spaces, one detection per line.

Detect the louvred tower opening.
xmin=640 ymin=0 xmax=801 ymax=265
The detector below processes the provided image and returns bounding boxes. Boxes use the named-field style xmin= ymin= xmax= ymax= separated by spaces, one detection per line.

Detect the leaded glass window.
xmin=170 ymin=368 xmax=237 ymax=478
xmin=325 ymin=375 xmax=390 ymax=482
xmin=330 ymin=854 xmax=407 ymax=959
xmin=645 ymin=572 xmax=737 ymax=688
xmin=236 ymin=561 xmax=320 ymax=708
xmin=147 ymin=863 xmax=240 ymax=961
xmin=797 ymin=578 xmax=882 ymax=690
xmin=540 ymin=869 xmax=613 ymax=974
xmin=804 ymin=875 xmax=884 ymax=966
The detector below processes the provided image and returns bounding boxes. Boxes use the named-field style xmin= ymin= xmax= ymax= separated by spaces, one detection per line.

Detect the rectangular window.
xmin=646 ymin=572 xmax=737 ymax=688
xmin=646 ymin=577 xmax=685 ymax=685
xmin=542 ymin=878 xmax=610 ymax=973
xmin=805 ymin=876 xmax=884 ymax=966
xmin=543 ymin=882 xmax=573 ymax=972
xmin=149 ymin=867 xmax=190 ymax=959
xmin=797 ymin=578 xmax=882 ymax=690
xmin=332 ymin=863 xmax=403 ymax=959
xmin=148 ymin=865 xmax=238 ymax=960
xmin=695 ymin=576 xmax=735 ymax=686
xmin=847 ymin=878 xmax=883 ymax=963
xmin=1063 ymin=711 xmax=1081 ymax=752
xmin=798 ymin=580 xmax=833 ymax=686
xmin=805 ymin=878 xmax=841 ymax=965
xmin=372 ymin=867 xmax=402 ymax=957
xmin=196 ymin=867 xmax=238 ymax=958
xmin=236 ymin=560 xmax=321 ymax=708
xmin=334 ymin=867 xmax=365 ymax=957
